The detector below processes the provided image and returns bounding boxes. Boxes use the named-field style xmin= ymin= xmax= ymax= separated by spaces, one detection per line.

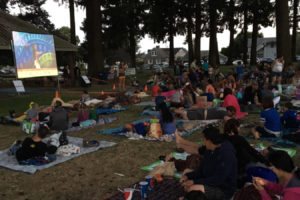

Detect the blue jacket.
xmin=281 ymin=110 xmax=299 ymax=129
xmin=186 ymin=140 xmax=237 ymax=198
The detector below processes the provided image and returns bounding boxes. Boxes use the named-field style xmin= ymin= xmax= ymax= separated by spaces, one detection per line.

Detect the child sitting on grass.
xmin=11 ymin=125 xmax=57 ymax=163
xmin=224 ymin=106 xmax=236 ymax=121
xmin=88 ymin=104 xmax=98 ymax=122
xmin=252 ymin=98 xmax=281 ymax=140
xmin=281 ymin=102 xmax=299 ymax=131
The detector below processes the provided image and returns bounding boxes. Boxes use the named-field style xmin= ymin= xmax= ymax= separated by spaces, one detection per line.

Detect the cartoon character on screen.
xmin=32 ymin=44 xmax=42 ymax=69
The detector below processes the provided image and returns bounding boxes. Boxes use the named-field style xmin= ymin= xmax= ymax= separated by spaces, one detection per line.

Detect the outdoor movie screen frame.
xmin=12 ymin=31 xmax=58 ymax=79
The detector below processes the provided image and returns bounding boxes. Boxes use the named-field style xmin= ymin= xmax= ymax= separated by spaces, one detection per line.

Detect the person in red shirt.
xmin=152 ymin=82 xmax=160 ymax=96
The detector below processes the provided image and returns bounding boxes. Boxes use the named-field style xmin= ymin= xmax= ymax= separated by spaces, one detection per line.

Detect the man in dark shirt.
xmin=242 ymin=81 xmax=262 ymax=105
xmin=180 ymin=127 xmax=237 ymax=200
xmin=16 ymin=126 xmax=56 ymax=162
xmin=49 ymin=101 xmax=69 ymax=131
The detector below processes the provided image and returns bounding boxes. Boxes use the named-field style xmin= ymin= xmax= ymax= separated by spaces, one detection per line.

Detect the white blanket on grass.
xmin=0 ymin=136 xmax=116 ymax=174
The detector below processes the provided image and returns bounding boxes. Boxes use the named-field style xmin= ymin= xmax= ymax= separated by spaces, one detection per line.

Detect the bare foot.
xmin=253 ymin=131 xmax=260 ymax=140
xmin=175 ymin=130 xmax=182 ymax=147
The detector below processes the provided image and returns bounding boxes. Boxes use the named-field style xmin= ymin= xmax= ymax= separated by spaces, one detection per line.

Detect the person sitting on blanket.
xmin=88 ymin=104 xmax=98 ymax=121
xmin=49 ymin=101 xmax=69 ymax=131
xmin=155 ymin=89 xmax=166 ymax=111
xmin=80 ymin=90 xmax=91 ymax=103
xmin=224 ymin=119 xmax=269 ymax=188
xmin=281 ymin=102 xmax=299 ymax=131
xmin=224 ymin=106 xmax=236 ymax=121
xmin=12 ymin=125 xmax=57 ymax=163
xmin=205 ymin=79 xmax=216 ymax=97
xmin=152 ymin=81 xmax=160 ymax=97
xmin=158 ymin=102 xmax=176 ymax=135
xmin=253 ymin=150 xmax=300 ymax=200
xmin=77 ymin=103 xmax=89 ymax=123
xmin=170 ymin=87 xmax=184 ymax=108
xmin=252 ymin=97 xmax=281 ymax=140
xmin=222 ymin=87 xmax=247 ymax=119
xmin=25 ymin=102 xmax=39 ymax=121
xmin=180 ymin=127 xmax=237 ymax=200
xmin=172 ymin=104 xmax=227 ymax=121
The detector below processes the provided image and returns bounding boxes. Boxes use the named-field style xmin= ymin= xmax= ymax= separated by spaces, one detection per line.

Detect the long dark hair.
xmin=158 ymin=102 xmax=174 ymax=123
xmin=223 ymin=88 xmax=233 ymax=98
xmin=224 ymin=119 xmax=240 ymax=136
xmin=268 ymin=150 xmax=300 ymax=179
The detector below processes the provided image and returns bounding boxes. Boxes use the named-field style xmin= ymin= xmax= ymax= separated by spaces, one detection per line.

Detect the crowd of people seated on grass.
xmin=145 ymin=58 xmax=300 ymax=199
xmin=149 ymin=57 xmax=300 ymax=137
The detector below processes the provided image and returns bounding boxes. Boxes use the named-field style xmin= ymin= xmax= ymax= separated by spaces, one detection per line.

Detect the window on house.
xmin=148 ymin=59 xmax=153 ymax=64
xmin=151 ymin=51 xmax=157 ymax=56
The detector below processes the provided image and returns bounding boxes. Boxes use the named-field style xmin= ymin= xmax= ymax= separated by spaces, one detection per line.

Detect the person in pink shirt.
xmin=253 ymin=150 xmax=300 ymax=200
xmin=222 ymin=88 xmax=247 ymax=119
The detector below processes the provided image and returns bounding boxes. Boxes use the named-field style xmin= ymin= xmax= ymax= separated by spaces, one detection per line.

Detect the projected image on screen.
xmin=12 ymin=31 xmax=58 ymax=79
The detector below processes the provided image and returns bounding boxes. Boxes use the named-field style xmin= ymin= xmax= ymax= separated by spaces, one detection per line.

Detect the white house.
xmin=248 ymin=38 xmax=277 ymax=59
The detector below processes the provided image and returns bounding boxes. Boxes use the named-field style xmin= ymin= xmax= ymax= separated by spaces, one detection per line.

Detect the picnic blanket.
xmin=99 ymin=119 xmax=219 ymax=141
xmin=252 ymin=143 xmax=297 ymax=157
xmin=141 ymin=152 xmax=190 ymax=179
xmin=135 ymin=101 xmax=156 ymax=107
xmin=0 ymin=137 xmax=116 ymax=174
xmin=65 ymin=117 xmax=118 ymax=133
xmin=106 ymin=178 xmax=184 ymax=200
xmin=97 ymin=108 xmax=128 ymax=115
xmin=252 ymin=136 xmax=300 ymax=148
xmin=141 ymin=109 xmax=159 ymax=117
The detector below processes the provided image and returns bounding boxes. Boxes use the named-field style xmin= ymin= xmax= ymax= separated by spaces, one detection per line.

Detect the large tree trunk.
xmin=215 ymin=39 xmax=220 ymax=65
xmin=195 ymin=0 xmax=202 ymax=65
xmin=129 ymin=28 xmax=136 ymax=68
xmin=292 ymin=0 xmax=299 ymax=61
xmin=242 ymin=6 xmax=248 ymax=64
xmin=276 ymin=0 xmax=292 ymax=66
xmin=69 ymin=0 xmax=76 ymax=45
xmin=187 ymin=16 xmax=194 ymax=65
xmin=86 ymin=0 xmax=104 ymax=76
xmin=227 ymin=0 xmax=235 ymax=65
xmin=209 ymin=1 xmax=217 ymax=66
xmin=169 ymin=30 xmax=175 ymax=69
xmin=250 ymin=16 xmax=258 ymax=65
xmin=69 ymin=0 xmax=76 ymax=84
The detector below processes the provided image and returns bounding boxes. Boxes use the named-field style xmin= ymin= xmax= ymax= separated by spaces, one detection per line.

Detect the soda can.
xmin=124 ymin=188 xmax=133 ymax=200
xmin=139 ymin=181 xmax=148 ymax=199
xmin=145 ymin=175 xmax=154 ymax=190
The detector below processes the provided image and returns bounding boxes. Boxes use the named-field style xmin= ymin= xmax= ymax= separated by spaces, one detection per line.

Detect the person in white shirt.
xmin=272 ymin=56 xmax=284 ymax=85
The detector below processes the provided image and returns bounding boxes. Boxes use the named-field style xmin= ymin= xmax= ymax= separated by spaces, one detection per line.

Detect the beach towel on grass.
xmin=135 ymin=101 xmax=156 ymax=107
xmin=97 ymin=108 xmax=127 ymax=115
xmin=251 ymin=143 xmax=296 ymax=157
xmin=141 ymin=152 xmax=190 ymax=179
xmin=107 ymin=178 xmax=184 ymax=200
xmin=251 ymin=136 xmax=300 ymax=148
xmin=65 ymin=117 xmax=118 ymax=133
xmin=99 ymin=119 xmax=219 ymax=141
xmin=0 ymin=137 xmax=116 ymax=174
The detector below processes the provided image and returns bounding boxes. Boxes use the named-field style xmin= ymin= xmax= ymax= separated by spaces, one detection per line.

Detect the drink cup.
xmin=139 ymin=181 xmax=148 ymax=199
xmin=124 ymin=188 xmax=133 ymax=200
xmin=145 ymin=175 xmax=154 ymax=190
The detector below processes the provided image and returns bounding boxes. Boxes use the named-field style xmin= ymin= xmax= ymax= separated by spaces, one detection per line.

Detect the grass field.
xmin=0 ymin=69 xmax=299 ymax=200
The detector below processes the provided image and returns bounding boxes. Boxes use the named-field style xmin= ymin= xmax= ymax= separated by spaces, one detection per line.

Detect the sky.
xmin=11 ymin=1 xmax=277 ymax=53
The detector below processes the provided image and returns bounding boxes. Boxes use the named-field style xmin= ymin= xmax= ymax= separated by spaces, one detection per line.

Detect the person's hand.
xmin=253 ymin=177 xmax=267 ymax=191
xmin=180 ymin=175 xmax=187 ymax=183
xmin=182 ymin=180 xmax=194 ymax=187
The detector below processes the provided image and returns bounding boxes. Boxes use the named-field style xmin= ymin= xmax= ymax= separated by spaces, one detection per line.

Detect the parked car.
xmin=296 ymin=55 xmax=300 ymax=61
xmin=153 ymin=64 xmax=163 ymax=72
xmin=232 ymin=60 xmax=244 ymax=65
xmin=259 ymin=58 xmax=274 ymax=65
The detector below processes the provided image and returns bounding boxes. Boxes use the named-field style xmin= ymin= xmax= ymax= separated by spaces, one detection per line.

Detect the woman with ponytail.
xmin=253 ymin=150 xmax=300 ymax=200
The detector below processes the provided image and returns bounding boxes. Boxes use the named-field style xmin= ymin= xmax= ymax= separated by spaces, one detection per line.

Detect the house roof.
xmin=0 ymin=10 xmax=77 ymax=52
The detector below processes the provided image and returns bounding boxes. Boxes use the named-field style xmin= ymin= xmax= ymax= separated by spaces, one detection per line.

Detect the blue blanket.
xmin=99 ymin=118 xmax=151 ymax=135
xmin=141 ymin=109 xmax=160 ymax=117
xmin=97 ymin=108 xmax=127 ymax=114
